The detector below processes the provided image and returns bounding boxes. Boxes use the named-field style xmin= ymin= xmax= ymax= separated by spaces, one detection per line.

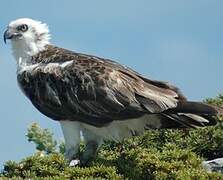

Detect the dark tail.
xmin=161 ymin=101 xmax=222 ymax=128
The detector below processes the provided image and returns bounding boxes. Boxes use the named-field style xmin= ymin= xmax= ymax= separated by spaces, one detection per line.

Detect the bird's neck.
xmin=11 ymin=39 xmax=50 ymax=64
xmin=11 ymin=41 xmax=50 ymax=74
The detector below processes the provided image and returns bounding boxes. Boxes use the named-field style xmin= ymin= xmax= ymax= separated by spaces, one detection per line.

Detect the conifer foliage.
xmin=1 ymin=95 xmax=223 ymax=179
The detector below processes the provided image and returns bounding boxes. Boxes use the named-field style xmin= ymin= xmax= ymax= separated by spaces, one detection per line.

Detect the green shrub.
xmin=1 ymin=95 xmax=223 ymax=179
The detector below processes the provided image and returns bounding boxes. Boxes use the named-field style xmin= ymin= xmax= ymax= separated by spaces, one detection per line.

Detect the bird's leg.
xmin=60 ymin=121 xmax=81 ymax=166
xmin=80 ymin=128 xmax=103 ymax=166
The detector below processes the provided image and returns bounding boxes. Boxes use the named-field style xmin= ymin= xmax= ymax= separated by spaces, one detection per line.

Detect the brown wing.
xmin=18 ymin=45 xmax=218 ymax=127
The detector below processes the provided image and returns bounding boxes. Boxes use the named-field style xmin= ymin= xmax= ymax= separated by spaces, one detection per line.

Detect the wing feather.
xmin=17 ymin=45 xmax=190 ymax=127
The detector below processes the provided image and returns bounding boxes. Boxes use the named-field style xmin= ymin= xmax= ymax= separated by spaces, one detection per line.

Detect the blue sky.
xmin=0 ymin=0 xmax=222 ymax=167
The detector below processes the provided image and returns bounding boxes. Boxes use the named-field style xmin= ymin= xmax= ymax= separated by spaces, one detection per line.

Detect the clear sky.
xmin=0 ymin=0 xmax=222 ymax=167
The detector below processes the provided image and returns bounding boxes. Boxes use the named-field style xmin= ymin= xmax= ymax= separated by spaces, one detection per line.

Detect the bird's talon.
xmin=69 ymin=159 xmax=80 ymax=167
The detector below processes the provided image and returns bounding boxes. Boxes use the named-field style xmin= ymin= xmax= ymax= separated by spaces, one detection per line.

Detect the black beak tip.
xmin=3 ymin=30 xmax=8 ymax=44
xmin=3 ymin=30 xmax=13 ymax=44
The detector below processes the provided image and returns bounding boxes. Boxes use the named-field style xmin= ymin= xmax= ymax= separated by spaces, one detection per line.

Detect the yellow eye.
xmin=17 ymin=24 xmax=28 ymax=32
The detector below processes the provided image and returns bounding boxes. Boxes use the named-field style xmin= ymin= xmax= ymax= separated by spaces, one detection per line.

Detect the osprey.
xmin=4 ymin=18 xmax=222 ymax=165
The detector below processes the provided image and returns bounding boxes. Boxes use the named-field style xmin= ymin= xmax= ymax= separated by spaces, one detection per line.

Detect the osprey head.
xmin=4 ymin=18 xmax=50 ymax=59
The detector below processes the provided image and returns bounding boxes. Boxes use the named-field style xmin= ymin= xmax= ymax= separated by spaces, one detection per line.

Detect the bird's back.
xmin=17 ymin=45 xmax=221 ymax=130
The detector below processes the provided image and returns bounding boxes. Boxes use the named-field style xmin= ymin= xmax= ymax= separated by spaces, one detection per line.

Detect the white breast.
xmin=80 ymin=115 xmax=162 ymax=142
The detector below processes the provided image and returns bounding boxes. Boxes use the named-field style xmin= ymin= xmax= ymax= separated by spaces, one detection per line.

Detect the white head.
xmin=4 ymin=18 xmax=51 ymax=61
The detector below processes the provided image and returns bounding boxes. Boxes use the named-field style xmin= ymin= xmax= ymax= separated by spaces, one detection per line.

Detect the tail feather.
xmin=160 ymin=113 xmax=217 ymax=128
xmin=167 ymin=101 xmax=219 ymax=115
xmin=160 ymin=101 xmax=221 ymax=128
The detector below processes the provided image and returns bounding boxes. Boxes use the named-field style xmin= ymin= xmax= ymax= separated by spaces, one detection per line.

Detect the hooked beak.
xmin=3 ymin=29 xmax=21 ymax=44
xmin=4 ymin=29 xmax=12 ymax=44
